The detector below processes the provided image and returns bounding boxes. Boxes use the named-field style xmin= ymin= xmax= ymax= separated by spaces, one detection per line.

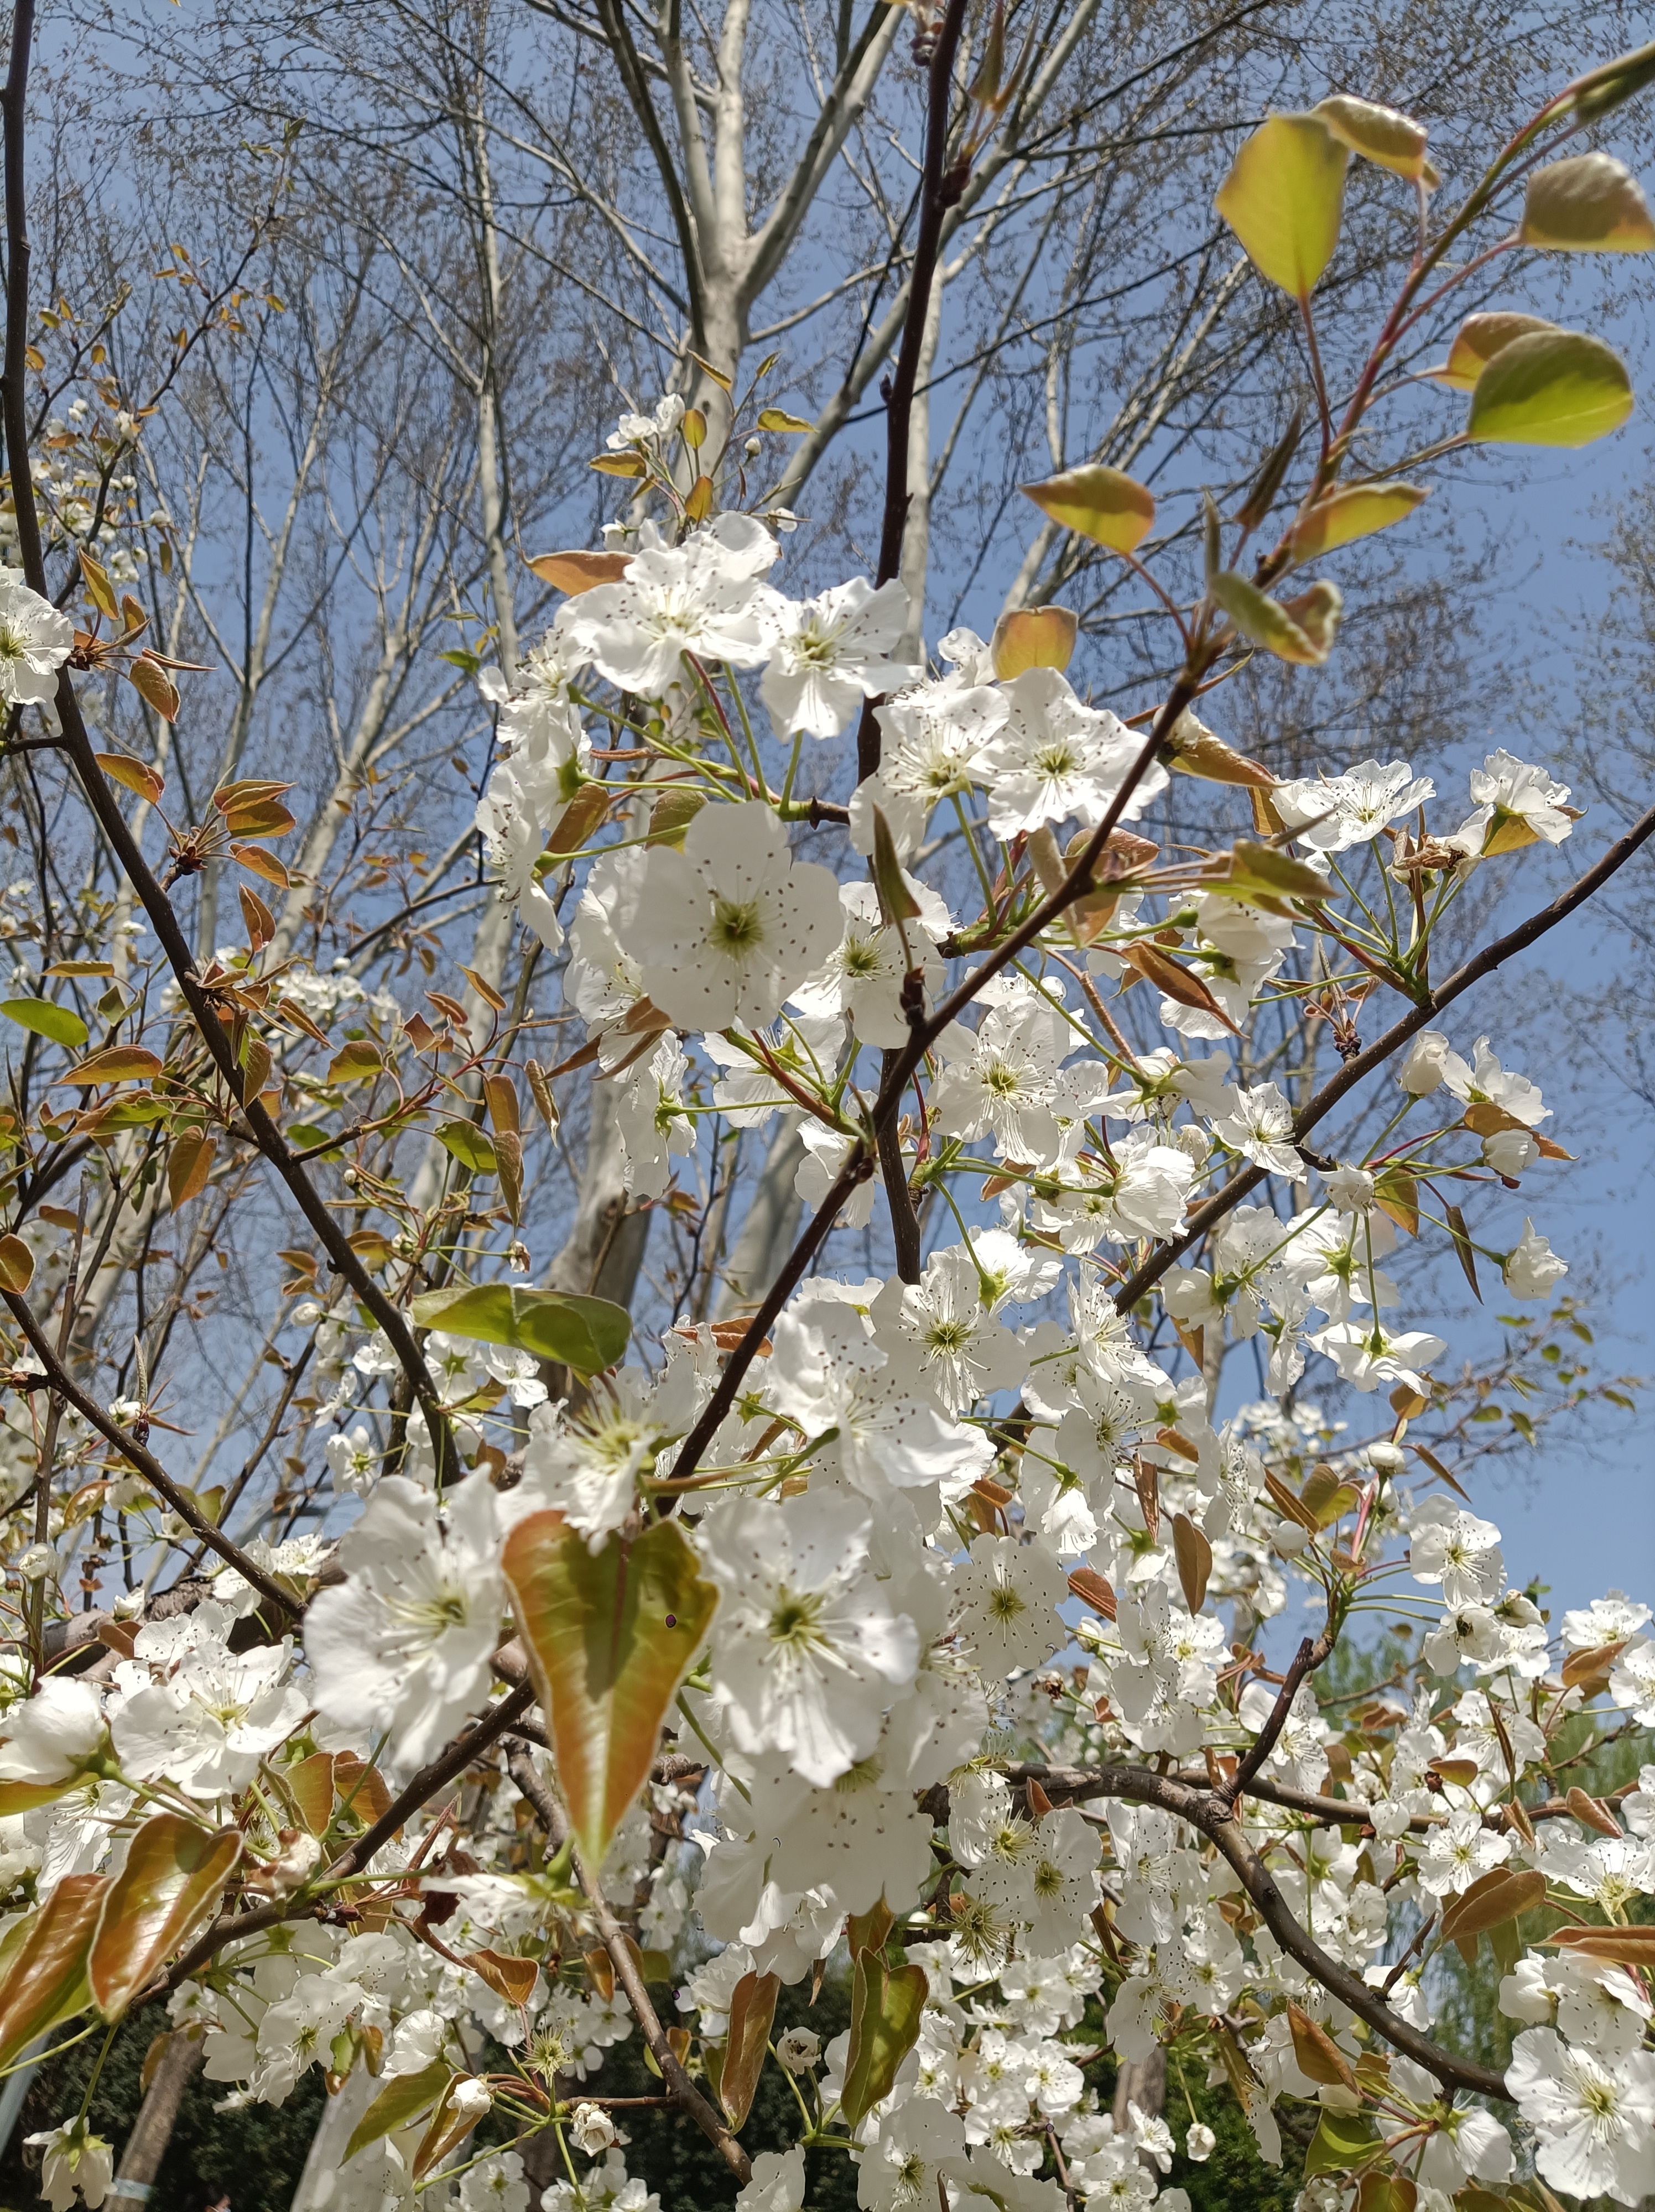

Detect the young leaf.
xmin=89 ymin=1814 xmax=243 ymax=2018
xmin=60 ymin=1046 xmax=163 ymax=1087
xmin=167 ymin=1129 xmax=216 ymax=1214
xmin=466 ymin=1948 xmax=539 ymax=2006
xmin=1521 ymin=154 xmax=1655 ymax=252
xmin=1020 ymin=463 xmax=1154 ymax=554
xmin=2 ymin=998 xmax=89 ymax=1050
xmin=1466 ymin=330 xmax=1634 ymax=449
xmin=756 ymin=408 xmax=813 ymax=433
xmin=79 ymin=547 xmax=119 ymax=619
xmin=683 ymin=474 xmax=714 ymax=524
xmin=0 ymin=1873 xmax=106 ymax=2069
xmin=1215 ymin=113 xmax=1349 ymax=297
xmin=284 ymin=1752 xmax=338 ymax=1835
xmin=1430 ymin=311 xmax=1560 ymax=392
xmin=413 ymin=2075 xmax=491 ymax=2180
xmin=1210 ymin=571 xmax=1342 ymax=665
xmin=229 ymin=842 xmax=290 ymax=887
xmin=871 ymin=807 xmax=922 ymax=930
xmin=1312 ymin=94 xmax=1438 ymax=185
xmin=495 ymin=1128 xmax=524 ymax=1227
xmin=1288 ymin=2002 xmax=1357 ymax=2090
xmin=1545 ymin=1925 xmax=1655 ymax=1964
xmin=720 ymin=1970 xmax=780 ymax=2127
xmin=1438 ymin=1865 xmax=1545 ymax=1944
xmin=95 ymin=752 xmax=164 ymax=805
xmin=1288 ymin=483 xmax=1428 ymax=562
xmin=0 ymin=1234 xmax=34 ymax=1293
xmin=989 ymin=605 xmax=1078 ymax=678
xmin=410 ymin=1283 xmax=629 ymax=1376
xmin=840 ymin=1950 xmax=928 ymax=2126
xmin=501 ymin=1512 xmax=719 ymax=1873
xmin=1443 ymin=1203 xmax=1481 ymax=1301
xmin=545 ymin=784 xmax=612 ymax=860
xmin=1172 ymin=1512 xmax=1212 ymax=1613
xmin=127 ymin=654 xmax=181 ymax=723
xmin=344 ymin=2060 xmax=452 ymax=2163
xmin=525 ymin=549 xmax=632 ymax=594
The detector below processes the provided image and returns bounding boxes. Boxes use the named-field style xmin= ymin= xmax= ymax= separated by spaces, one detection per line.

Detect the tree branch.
xmin=2 ymin=1287 xmax=298 ymax=1620
xmin=979 ymin=1761 xmax=1507 ymax=2100
xmin=1110 ymin=795 xmax=1655 ymax=1315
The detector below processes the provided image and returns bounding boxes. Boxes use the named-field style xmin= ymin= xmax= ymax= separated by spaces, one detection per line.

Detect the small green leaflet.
xmin=2 ymin=998 xmax=89 ymax=1049
xmin=410 ymin=1282 xmax=629 ymax=1376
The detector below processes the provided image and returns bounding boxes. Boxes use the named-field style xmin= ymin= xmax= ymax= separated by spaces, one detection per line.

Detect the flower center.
xmin=710 ymin=896 xmax=764 ymax=956
xmin=768 ymin=1588 xmax=826 ymax=1651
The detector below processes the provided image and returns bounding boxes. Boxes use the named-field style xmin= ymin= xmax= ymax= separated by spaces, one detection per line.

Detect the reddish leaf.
xmin=720 ymin=1971 xmax=779 ymax=2127
xmin=90 ymin=1814 xmax=242 ymax=2018
xmin=501 ymin=1513 xmax=717 ymax=1874
xmin=0 ymin=1873 xmax=106 ymax=2068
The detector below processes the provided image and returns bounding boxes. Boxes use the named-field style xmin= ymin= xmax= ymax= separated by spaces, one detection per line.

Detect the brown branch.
xmin=856 ymin=0 xmax=972 ymax=781
xmin=1222 ymin=1613 xmax=1336 ymax=1808
xmin=576 ymin=1838 xmax=752 ymax=2183
xmin=504 ymin=1741 xmax=749 ymax=2178
xmin=3 ymin=1287 xmax=297 ymax=1619
xmin=1111 ymin=795 xmax=1655 ymax=1313
xmin=162 ymin=1682 xmax=535 ymax=1992
xmin=979 ymin=1761 xmax=1507 ymax=2100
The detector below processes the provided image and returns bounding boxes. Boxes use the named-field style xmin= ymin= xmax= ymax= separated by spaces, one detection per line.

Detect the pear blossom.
xmin=700 ymin=1491 xmax=918 ymax=1785
xmin=619 ymin=799 xmax=841 ymax=1030
xmin=0 ymin=570 xmax=73 ymax=706
xmin=1503 ymin=1218 xmax=1568 ymax=1299
xmin=759 ymin=576 xmax=913 ymax=738
xmin=304 ymin=1473 xmax=505 ymax=1767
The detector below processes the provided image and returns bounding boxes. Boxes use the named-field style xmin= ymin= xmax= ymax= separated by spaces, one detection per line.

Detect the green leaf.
xmin=285 ymin=1122 xmax=342 ymax=1157
xmin=0 ymin=1873 xmax=106 ymax=2070
xmin=1215 ymin=113 xmax=1349 ymax=297
xmin=501 ymin=1514 xmax=719 ymax=1873
xmin=1302 ymin=2109 xmax=1379 ymax=2179
xmin=344 ymin=2060 xmax=453 ymax=2163
xmin=1466 ymin=330 xmax=1634 ymax=450
xmin=434 ymin=1120 xmax=498 ymax=1175
xmin=1210 ymin=572 xmax=1342 ymax=665
xmin=1 ymin=998 xmax=89 ymax=1050
xmin=1288 ymin=482 xmax=1428 ymax=562
xmin=1312 ymin=94 xmax=1437 ymax=186
xmin=1430 ymin=311 xmax=1559 ymax=393
xmin=720 ymin=1970 xmax=780 ymax=2127
xmin=410 ymin=1283 xmax=629 ymax=1377
xmin=756 ymin=408 xmax=813 ymax=433
xmin=89 ymin=1814 xmax=243 ymax=2018
xmin=1521 ymin=154 xmax=1655 ymax=253
xmin=840 ymin=1950 xmax=929 ymax=2127
xmin=1020 ymin=463 xmax=1154 ymax=554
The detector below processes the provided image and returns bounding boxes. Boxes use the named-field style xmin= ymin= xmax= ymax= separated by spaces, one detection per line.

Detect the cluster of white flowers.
xmin=0 ymin=367 xmax=1643 ymax=2212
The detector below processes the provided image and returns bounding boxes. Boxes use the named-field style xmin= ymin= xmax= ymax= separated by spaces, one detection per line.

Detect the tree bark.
xmin=108 ymin=2028 xmax=202 ymax=2204
xmin=1112 ymin=2046 xmax=1167 ymax=2134
xmin=714 ymin=1120 xmax=804 ymax=1318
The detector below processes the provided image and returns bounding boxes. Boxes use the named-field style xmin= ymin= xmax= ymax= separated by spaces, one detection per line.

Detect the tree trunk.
xmin=289 ymin=2066 xmax=378 ymax=2210
xmin=108 ymin=2028 xmax=202 ymax=2205
xmin=714 ymin=1120 xmax=804 ymax=1319
xmin=1112 ymin=2044 xmax=1167 ymax=2133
